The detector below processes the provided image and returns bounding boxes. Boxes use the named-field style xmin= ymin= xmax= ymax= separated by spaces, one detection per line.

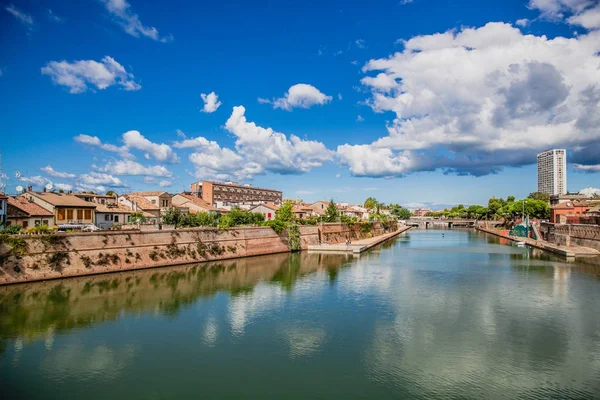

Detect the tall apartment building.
xmin=190 ymin=181 xmax=282 ymax=207
xmin=537 ymin=149 xmax=567 ymax=196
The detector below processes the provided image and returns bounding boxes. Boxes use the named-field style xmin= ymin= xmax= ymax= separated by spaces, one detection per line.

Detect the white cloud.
xmin=79 ymin=172 xmax=126 ymax=187
xmin=356 ymin=115 xmax=365 ymax=122
xmin=54 ymin=183 xmax=73 ymax=191
xmin=355 ymin=39 xmax=367 ymax=49
xmin=143 ymin=176 xmax=156 ymax=184
xmin=74 ymin=134 xmax=131 ymax=158
xmin=41 ymin=165 xmax=76 ymax=179
xmin=76 ymin=183 xmax=107 ymax=193
xmin=122 ymin=130 xmax=179 ymax=163
xmin=338 ymin=93 xmax=343 ymax=100
xmin=158 ymin=180 xmax=172 ymax=188
xmin=102 ymin=160 xmax=173 ymax=177
xmin=528 ymin=0 xmax=600 ymax=29
xmin=101 ymin=0 xmax=172 ymax=42
xmin=188 ymin=136 xmax=261 ymax=181
xmin=335 ymin=173 xmax=341 ymax=178
xmin=515 ymin=18 xmax=530 ymax=27
xmin=200 ymin=92 xmax=222 ymax=113
xmin=5 ymin=4 xmax=33 ymax=28
xmin=47 ymin=9 xmax=64 ymax=23
xmin=261 ymin=84 xmax=332 ymax=110
xmin=574 ymin=164 xmax=600 ymax=172
xmin=20 ymin=175 xmax=48 ymax=187
xmin=351 ymin=22 xmax=600 ymax=177
xmin=579 ymin=187 xmax=600 ymax=196
xmin=225 ymin=105 xmax=333 ymax=174
xmin=42 ymin=56 xmax=141 ymax=94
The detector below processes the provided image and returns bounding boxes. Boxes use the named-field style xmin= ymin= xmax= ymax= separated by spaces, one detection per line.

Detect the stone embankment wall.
xmin=541 ymin=223 xmax=600 ymax=250
xmin=0 ymin=221 xmax=398 ymax=285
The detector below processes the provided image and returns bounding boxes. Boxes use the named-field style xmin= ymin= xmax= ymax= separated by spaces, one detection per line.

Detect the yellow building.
xmin=20 ymin=192 xmax=96 ymax=226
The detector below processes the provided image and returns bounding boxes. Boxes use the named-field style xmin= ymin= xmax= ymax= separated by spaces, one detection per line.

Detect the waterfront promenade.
xmin=476 ymin=226 xmax=599 ymax=258
xmin=308 ymin=226 xmax=411 ymax=254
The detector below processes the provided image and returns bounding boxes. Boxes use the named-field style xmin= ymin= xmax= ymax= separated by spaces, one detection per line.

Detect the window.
xmin=22 ymin=221 xmax=28 ymax=228
xmin=42 ymin=220 xmax=48 ymax=225
xmin=58 ymin=209 xmax=66 ymax=220
xmin=114 ymin=216 xmax=119 ymax=223
xmin=35 ymin=220 xmax=41 ymax=226
xmin=77 ymin=209 xmax=84 ymax=220
xmin=101 ymin=199 xmax=105 ymax=205
xmin=105 ymin=214 xmax=112 ymax=221
xmin=267 ymin=213 xmax=272 ymax=219
xmin=67 ymin=209 xmax=74 ymax=220
xmin=161 ymin=200 xmax=169 ymax=207
xmin=151 ymin=199 xmax=157 ymax=204
xmin=85 ymin=210 xmax=92 ymax=220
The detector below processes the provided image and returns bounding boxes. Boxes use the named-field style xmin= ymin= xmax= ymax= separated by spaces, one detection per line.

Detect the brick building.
xmin=190 ymin=181 xmax=282 ymax=207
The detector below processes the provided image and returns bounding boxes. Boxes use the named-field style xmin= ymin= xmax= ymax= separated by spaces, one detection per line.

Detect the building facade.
xmin=19 ymin=192 xmax=96 ymax=226
xmin=6 ymin=196 xmax=55 ymax=229
xmin=172 ymin=193 xmax=218 ymax=214
xmin=249 ymin=203 xmax=279 ymax=221
xmin=190 ymin=181 xmax=282 ymax=207
xmin=537 ymin=149 xmax=567 ymax=196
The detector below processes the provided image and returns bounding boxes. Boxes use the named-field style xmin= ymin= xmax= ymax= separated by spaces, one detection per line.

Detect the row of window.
xmin=57 ymin=208 xmax=93 ymax=221
xmin=6 ymin=219 xmax=49 ymax=228
xmin=214 ymin=186 xmax=279 ymax=196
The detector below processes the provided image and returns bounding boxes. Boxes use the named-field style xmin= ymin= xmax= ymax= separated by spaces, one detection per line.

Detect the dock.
xmin=308 ymin=226 xmax=412 ymax=254
xmin=476 ymin=226 xmax=600 ymax=258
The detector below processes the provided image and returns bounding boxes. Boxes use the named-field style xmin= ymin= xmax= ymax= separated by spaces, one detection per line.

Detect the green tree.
xmin=130 ymin=212 xmax=146 ymax=224
xmin=507 ymin=196 xmax=515 ymax=203
xmin=275 ymin=200 xmax=294 ymax=222
xmin=364 ymin=197 xmax=378 ymax=211
xmin=392 ymin=207 xmax=412 ymax=220
xmin=161 ymin=207 xmax=184 ymax=227
xmin=325 ymin=199 xmax=339 ymax=222
xmin=528 ymin=192 xmax=550 ymax=202
xmin=106 ymin=190 xmax=117 ymax=197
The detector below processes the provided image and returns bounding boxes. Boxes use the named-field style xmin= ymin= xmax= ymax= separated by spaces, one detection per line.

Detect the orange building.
xmin=550 ymin=201 xmax=590 ymax=223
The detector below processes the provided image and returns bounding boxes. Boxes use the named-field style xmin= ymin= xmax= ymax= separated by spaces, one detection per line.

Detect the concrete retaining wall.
xmin=541 ymin=222 xmax=600 ymax=251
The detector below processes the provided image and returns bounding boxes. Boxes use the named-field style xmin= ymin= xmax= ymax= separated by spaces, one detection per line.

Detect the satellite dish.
xmin=15 ymin=171 xmax=21 ymax=178
xmin=45 ymin=183 xmax=53 ymax=191
xmin=16 ymin=185 xmax=23 ymax=193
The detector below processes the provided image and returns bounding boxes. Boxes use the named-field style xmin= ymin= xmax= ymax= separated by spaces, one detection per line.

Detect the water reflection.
xmin=0 ymin=251 xmax=353 ymax=350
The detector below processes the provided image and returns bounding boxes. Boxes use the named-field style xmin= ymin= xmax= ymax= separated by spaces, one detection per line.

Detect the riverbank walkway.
xmin=308 ymin=226 xmax=412 ymax=254
xmin=477 ymin=226 xmax=599 ymax=258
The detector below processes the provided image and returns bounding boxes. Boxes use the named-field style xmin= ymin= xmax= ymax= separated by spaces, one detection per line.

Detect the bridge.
xmin=406 ymin=218 xmax=477 ymax=229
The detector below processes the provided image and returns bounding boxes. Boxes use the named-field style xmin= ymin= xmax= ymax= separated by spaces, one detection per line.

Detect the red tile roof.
xmin=174 ymin=193 xmax=217 ymax=211
xmin=124 ymin=194 xmax=160 ymax=210
xmin=129 ymin=191 xmax=169 ymax=196
xmin=7 ymin=196 xmax=54 ymax=217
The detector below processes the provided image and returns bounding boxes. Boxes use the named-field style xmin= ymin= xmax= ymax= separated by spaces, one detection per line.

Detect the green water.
xmin=1 ymin=229 xmax=600 ymax=399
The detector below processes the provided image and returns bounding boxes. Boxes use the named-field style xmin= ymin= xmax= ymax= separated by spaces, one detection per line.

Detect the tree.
xmin=161 ymin=207 xmax=184 ymax=227
xmin=130 ymin=212 xmax=146 ymax=224
xmin=391 ymin=206 xmax=412 ymax=220
xmin=364 ymin=197 xmax=378 ymax=211
xmin=528 ymin=192 xmax=550 ymax=202
xmin=106 ymin=190 xmax=117 ymax=197
xmin=325 ymin=199 xmax=339 ymax=222
xmin=507 ymin=196 xmax=515 ymax=203
xmin=275 ymin=200 xmax=294 ymax=222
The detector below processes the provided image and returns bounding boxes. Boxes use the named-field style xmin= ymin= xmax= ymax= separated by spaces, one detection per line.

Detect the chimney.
xmin=28 ymin=186 xmax=33 ymax=192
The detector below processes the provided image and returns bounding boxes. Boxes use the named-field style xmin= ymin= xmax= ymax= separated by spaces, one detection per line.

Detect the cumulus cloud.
xmin=349 ymin=22 xmax=600 ymax=177
xmin=54 ymin=183 xmax=73 ymax=191
xmin=122 ymin=130 xmax=179 ymax=163
xmin=225 ymin=106 xmax=333 ymax=174
xmin=515 ymin=18 xmax=530 ymax=27
xmin=20 ymin=175 xmax=48 ymax=187
xmin=76 ymin=183 xmax=107 ymax=193
xmin=579 ymin=187 xmax=600 ymax=196
xmin=5 ymin=4 xmax=33 ymax=29
xmin=42 ymin=56 xmax=141 ymax=94
xmin=574 ymin=164 xmax=600 ymax=172
xmin=74 ymin=134 xmax=131 ymax=158
xmin=101 ymin=0 xmax=172 ymax=42
xmin=79 ymin=172 xmax=126 ymax=187
xmin=200 ymin=92 xmax=222 ymax=113
xmin=260 ymin=84 xmax=332 ymax=110
xmin=41 ymin=165 xmax=76 ymax=179
xmin=102 ymin=160 xmax=173 ymax=177
xmin=528 ymin=0 xmax=600 ymax=29
xmin=158 ymin=180 xmax=172 ymax=188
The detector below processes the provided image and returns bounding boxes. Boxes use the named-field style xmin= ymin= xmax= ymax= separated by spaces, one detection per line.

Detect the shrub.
xmin=1 ymin=225 xmax=22 ymax=234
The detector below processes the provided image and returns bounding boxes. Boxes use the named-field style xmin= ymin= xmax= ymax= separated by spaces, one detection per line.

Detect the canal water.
xmin=1 ymin=229 xmax=600 ymax=399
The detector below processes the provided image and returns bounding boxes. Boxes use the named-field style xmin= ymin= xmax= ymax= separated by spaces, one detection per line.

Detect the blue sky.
xmin=1 ymin=0 xmax=599 ymax=208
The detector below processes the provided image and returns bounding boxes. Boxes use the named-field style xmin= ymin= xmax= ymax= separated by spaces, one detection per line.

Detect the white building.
xmin=537 ymin=149 xmax=567 ymax=196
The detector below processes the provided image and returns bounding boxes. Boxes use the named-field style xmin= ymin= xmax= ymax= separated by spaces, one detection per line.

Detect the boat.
xmin=515 ymin=241 xmax=526 ymax=247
